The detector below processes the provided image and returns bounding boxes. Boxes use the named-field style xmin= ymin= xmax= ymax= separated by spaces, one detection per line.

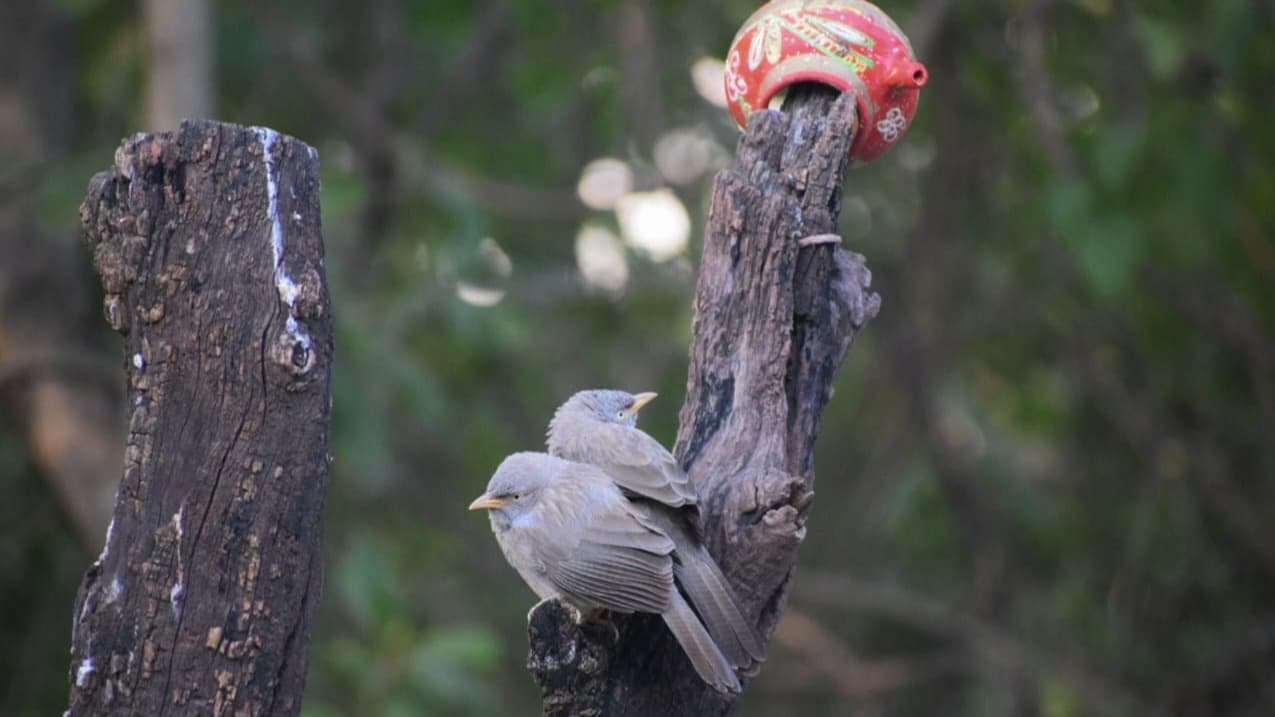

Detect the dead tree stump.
xmin=528 ymin=87 xmax=880 ymax=714
xmin=66 ymin=120 xmax=332 ymax=716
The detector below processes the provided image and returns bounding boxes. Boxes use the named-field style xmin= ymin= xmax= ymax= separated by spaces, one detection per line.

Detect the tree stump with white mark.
xmin=66 ymin=120 xmax=332 ymax=716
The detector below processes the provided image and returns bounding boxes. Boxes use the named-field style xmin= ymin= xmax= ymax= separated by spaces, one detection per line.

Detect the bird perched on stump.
xmin=470 ymin=452 xmax=742 ymax=692
xmin=547 ymin=390 xmax=695 ymax=508
xmin=546 ymin=389 xmax=764 ymax=675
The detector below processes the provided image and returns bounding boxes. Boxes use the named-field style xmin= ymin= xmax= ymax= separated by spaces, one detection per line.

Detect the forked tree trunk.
xmin=66 ymin=120 xmax=332 ymax=716
xmin=528 ymin=87 xmax=880 ymax=714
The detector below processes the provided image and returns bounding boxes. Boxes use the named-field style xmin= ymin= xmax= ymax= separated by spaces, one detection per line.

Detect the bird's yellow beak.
xmin=630 ymin=392 xmax=658 ymax=414
xmin=468 ymin=492 xmax=509 ymax=511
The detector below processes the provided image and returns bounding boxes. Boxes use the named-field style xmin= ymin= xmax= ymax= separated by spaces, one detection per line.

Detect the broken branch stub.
xmin=68 ymin=120 xmax=331 ymax=716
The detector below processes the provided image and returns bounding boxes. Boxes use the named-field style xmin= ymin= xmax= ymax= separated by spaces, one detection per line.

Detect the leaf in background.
xmin=1071 ymin=215 xmax=1141 ymax=297
xmin=407 ymin=625 xmax=502 ymax=710
xmin=335 ymin=533 xmax=402 ymax=632
xmin=1092 ymin=123 xmax=1144 ymax=190
xmin=1134 ymin=14 xmax=1186 ymax=81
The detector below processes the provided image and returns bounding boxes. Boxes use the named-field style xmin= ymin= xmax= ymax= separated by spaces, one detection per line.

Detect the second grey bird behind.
xmin=547 ymin=389 xmax=696 ymax=508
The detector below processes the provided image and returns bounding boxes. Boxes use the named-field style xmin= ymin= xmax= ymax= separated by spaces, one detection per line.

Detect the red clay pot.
xmin=724 ymin=0 xmax=927 ymax=163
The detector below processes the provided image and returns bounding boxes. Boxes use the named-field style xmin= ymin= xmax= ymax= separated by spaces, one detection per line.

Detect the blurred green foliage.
xmin=2 ymin=0 xmax=1274 ymax=715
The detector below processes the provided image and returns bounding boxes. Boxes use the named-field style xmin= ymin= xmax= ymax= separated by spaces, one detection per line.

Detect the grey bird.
xmin=546 ymin=390 xmax=765 ymax=674
xmin=469 ymin=452 xmax=741 ymax=693
xmin=548 ymin=390 xmax=695 ymax=508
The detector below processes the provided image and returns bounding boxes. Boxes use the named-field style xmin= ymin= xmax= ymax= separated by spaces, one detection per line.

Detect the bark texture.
xmin=66 ymin=120 xmax=331 ymax=716
xmin=528 ymin=87 xmax=880 ymax=714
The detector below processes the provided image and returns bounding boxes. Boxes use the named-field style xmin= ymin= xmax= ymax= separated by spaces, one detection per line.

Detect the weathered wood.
xmin=528 ymin=86 xmax=880 ymax=714
xmin=67 ymin=120 xmax=332 ymax=716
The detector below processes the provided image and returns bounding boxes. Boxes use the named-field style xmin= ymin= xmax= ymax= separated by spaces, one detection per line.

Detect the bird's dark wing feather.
xmin=547 ymin=507 xmax=676 ymax=614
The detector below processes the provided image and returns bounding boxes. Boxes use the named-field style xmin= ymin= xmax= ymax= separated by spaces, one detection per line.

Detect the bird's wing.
xmin=592 ymin=425 xmax=698 ymax=508
xmin=546 ymin=505 xmax=676 ymax=614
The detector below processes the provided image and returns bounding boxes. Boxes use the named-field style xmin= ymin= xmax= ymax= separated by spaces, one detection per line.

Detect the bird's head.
xmin=558 ymin=389 xmax=658 ymax=428
xmin=468 ymin=452 xmax=560 ymax=527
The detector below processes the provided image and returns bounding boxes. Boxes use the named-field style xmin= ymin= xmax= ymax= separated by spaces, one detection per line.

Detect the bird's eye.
xmin=616 ymin=410 xmax=625 ymax=419
xmin=512 ymin=493 xmax=521 ymax=501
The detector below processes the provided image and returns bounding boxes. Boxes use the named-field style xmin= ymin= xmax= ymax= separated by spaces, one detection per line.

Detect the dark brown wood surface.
xmin=67 ymin=120 xmax=332 ymax=716
xmin=529 ymin=87 xmax=880 ymax=715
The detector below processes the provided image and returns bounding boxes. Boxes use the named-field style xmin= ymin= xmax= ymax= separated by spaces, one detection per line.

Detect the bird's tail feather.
xmin=676 ymin=546 xmax=766 ymax=674
xmin=662 ymin=590 xmax=741 ymax=693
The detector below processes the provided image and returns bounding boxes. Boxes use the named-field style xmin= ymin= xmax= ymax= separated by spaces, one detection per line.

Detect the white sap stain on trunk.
xmin=253 ymin=127 xmax=311 ymax=352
